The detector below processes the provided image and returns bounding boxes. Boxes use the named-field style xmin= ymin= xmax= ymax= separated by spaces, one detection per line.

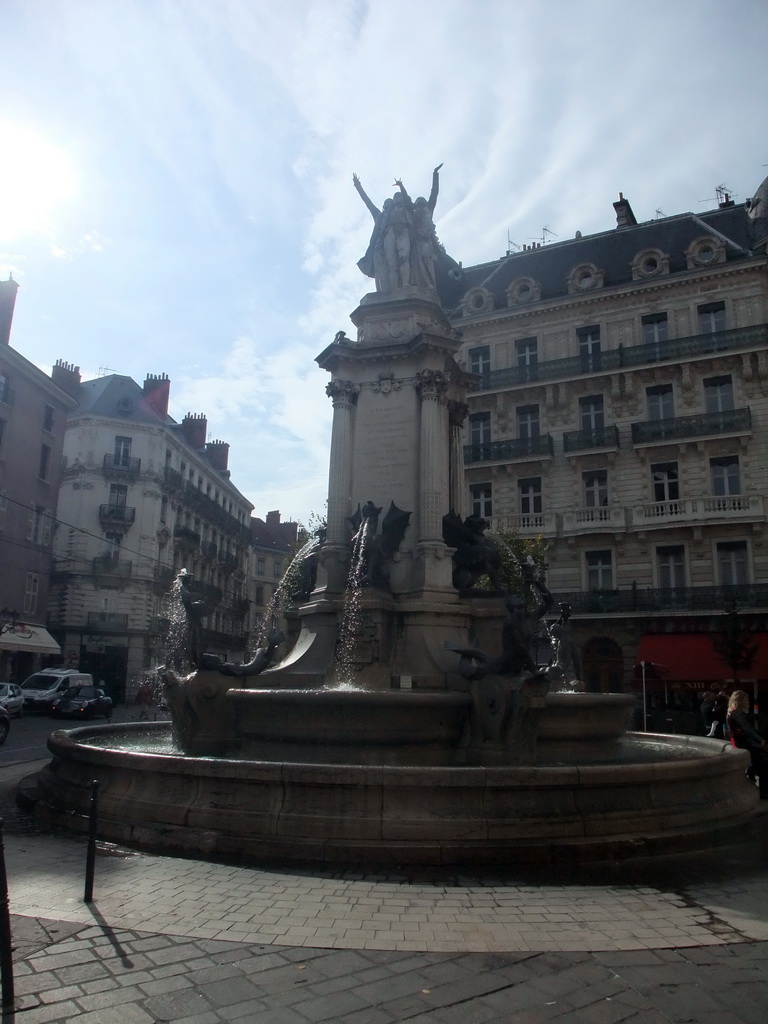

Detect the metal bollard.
xmin=0 ymin=818 xmax=15 ymax=1010
xmin=83 ymin=780 xmax=100 ymax=904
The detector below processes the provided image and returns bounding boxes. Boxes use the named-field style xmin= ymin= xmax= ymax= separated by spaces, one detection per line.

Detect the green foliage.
xmin=711 ymin=602 xmax=759 ymax=682
xmin=475 ymin=528 xmax=549 ymax=595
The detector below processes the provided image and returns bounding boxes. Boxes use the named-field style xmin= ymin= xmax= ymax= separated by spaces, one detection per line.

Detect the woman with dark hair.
xmin=726 ymin=690 xmax=768 ymax=798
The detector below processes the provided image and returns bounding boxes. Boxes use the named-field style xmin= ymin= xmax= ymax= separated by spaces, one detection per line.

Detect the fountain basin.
xmin=228 ymin=688 xmax=473 ymax=765
xmin=24 ymin=723 xmax=758 ymax=867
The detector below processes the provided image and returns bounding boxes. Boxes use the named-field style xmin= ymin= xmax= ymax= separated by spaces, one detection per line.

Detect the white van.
xmin=21 ymin=669 xmax=94 ymax=713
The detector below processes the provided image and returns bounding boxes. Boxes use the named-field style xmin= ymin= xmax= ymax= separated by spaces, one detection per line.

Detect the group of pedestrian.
xmin=700 ymin=690 xmax=730 ymax=737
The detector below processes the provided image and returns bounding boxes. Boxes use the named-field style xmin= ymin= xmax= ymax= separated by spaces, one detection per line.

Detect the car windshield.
xmin=64 ymin=687 xmax=97 ymax=700
xmin=21 ymin=674 xmax=59 ymax=690
xmin=0 ymin=684 xmax=9 ymax=696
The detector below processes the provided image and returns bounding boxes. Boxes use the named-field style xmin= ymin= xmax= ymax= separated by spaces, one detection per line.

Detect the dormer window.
xmin=685 ymin=235 xmax=725 ymax=269
xmin=567 ymin=263 xmax=604 ymax=293
xmin=506 ymin=276 xmax=541 ymax=305
xmin=631 ymin=247 xmax=670 ymax=280
xmin=462 ymin=287 xmax=494 ymax=316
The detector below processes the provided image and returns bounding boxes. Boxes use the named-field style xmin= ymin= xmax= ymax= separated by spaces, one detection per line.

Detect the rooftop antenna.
xmin=97 ymin=365 xmax=117 ymax=377
xmin=654 ymin=208 xmax=666 ymax=219
xmin=699 ymin=184 xmax=735 ymax=206
xmin=528 ymin=226 xmax=558 ymax=247
xmin=506 ymin=232 xmax=521 ymax=256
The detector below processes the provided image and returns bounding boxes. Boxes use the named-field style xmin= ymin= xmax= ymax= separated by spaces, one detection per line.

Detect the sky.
xmin=1 ymin=0 xmax=766 ymax=528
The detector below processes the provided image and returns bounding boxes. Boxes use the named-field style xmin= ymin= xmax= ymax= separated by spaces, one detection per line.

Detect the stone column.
xmin=448 ymin=400 xmax=469 ymax=518
xmin=415 ymin=369 xmax=450 ymax=544
xmin=321 ymin=379 xmax=358 ymax=592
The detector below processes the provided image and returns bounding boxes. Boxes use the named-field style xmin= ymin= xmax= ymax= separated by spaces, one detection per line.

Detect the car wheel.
xmin=0 ymin=720 xmax=8 ymax=745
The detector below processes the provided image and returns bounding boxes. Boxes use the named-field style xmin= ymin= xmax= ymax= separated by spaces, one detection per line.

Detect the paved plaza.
xmin=2 ymin=759 xmax=768 ymax=1022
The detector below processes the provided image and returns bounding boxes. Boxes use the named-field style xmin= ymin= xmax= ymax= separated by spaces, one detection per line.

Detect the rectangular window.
xmin=114 ymin=436 xmax=132 ymax=466
xmin=657 ymin=545 xmax=686 ymax=589
xmin=23 ymin=573 xmax=39 ymax=615
xmin=646 ymin=384 xmax=674 ymax=421
xmin=583 ymin=470 xmax=608 ymax=508
xmin=105 ymin=532 xmax=122 ymax=558
xmin=577 ymin=326 xmax=601 ymax=371
xmin=0 ymin=374 xmax=9 ymax=404
xmin=717 ymin=541 xmax=748 ymax=586
xmin=468 ymin=346 xmax=490 ymax=376
xmin=652 ymin=462 xmax=679 ymax=502
xmin=642 ymin=313 xmax=668 ymax=346
xmin=38 ymin=444 xmax=51 ymax=480
xmin=469 ymin=411 xmax=491 ymax=446
xmin=0 ymin=418 xmax=5 ymax=449
xmin=160 ymin=497 xmax=168 ymax=524
xmin=255 ymin=585 xmax=264 ymax=605
xmin=109 ymin=483 xmax=128 ymax=508
xmin=470 ymin=483 xmax=492 ymax=519
xmin=704 ymin=375 xmax=734 ymax=413
xmin=586 ymin=550 xmax=613 ymax=590
xmin=257 ymin=558 xmax=265 ymax=575
xmin=43 ymin=404 xmax=54 ymax=432
xmin=517 ymin=404 xmax=540 ymax=439
xmin=0 ymin=492 xmax=6 ymax=530
xmin=515 ymin=338 xmax=538 ymax=380
xmin=273 ymin=561 xmax=282 ymax=579
xmin=518 ymin=477 xmax=542 ymax=515
xmin=698 ymin=301 xmax=726 ymax=335
xmin=710 ymin=456 xmax=741 ymax=496
xmin=579 ymin=395 xmax=605 ymax=432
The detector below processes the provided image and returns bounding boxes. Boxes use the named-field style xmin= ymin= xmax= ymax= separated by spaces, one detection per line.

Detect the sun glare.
xmin=0 ymin=121 xmax=76 ymax=241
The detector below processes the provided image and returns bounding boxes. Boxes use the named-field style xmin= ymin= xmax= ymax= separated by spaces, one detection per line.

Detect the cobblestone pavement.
xmin=3 ymin=761 xmax=768 ymax=1022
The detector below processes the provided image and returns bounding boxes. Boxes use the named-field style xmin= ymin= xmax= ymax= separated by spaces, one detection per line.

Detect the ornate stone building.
xmin=49 ymin=366 xmax=252 ymax=700
xmin=445 ymin=172 xmax=768 ymax=726
xmin=247 ymin=510 xmax=299 ymax=640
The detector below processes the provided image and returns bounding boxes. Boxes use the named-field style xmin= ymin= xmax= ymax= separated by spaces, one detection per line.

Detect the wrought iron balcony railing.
xmin=201 ymin=541 xmax=218 ymax=560
xmin=464 ymin=434 xmax=554 ymax=464
xmin=163 ymin=466 xmax=184 ymax=491
xmin=554 ymin=583 xmax=768 ymax=615
xmin=87 ymin=611 xmax=129 ymax=630
xmin=563 ymin=424 xmax=620 ymax=453
xmin=92 ymin=555 xmax=133 ymax=575
xmin=154 ymin=564 xmax=176 ymax=584
xmin=475 ymin=323 xmax=768 ymax=391
xmin=173 ymin=525 xmax=201 ymax=547
xmin=98 ymin=504 xmax=136 ymax=525
xmin=205 ymin=628 xmax=246 ymax=649
xmin=631 ymin=407 xmax=751 ymax=446
xmin=218 ymin=552 xmax=239 ymax=573
xmin=103 ymin=453 xmax=141 ymax=475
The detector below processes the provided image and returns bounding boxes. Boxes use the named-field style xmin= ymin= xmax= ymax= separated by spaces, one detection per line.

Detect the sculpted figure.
xmin=353 ymin=164 xmax=444 ymax=293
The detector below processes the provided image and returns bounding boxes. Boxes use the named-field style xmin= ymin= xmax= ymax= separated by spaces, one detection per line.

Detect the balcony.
xmin=163 ymin=466 xmax=184 ymax=491
xmin=87 ymin=611 xmax=129 ymax=630
xmin=562 ymin=505 xmax=627 ymax=536
xmin=464 ymin=435 xmax=554 ymax=465
xmin=92 ymin=555 xmax=132 ymax=576
xmin=563 ymin=424 xmax=620 ymax=454
xmin=476 ymin=323 xmax=768 ymax=391
xmin=173 ymin=525 xmax=201 ymax=548
xmin=631 ymin=407 xmax=751 ymax=447
xmin=201 ymin=541 xmax=218 ymax=560
xmin=491 ymin=512 xmax=557 ymax=536
xmin=205 ymin=628 xmax=246 ymax=649
xmin=103 ymin=453 xmax=141 ymax=477
xmin=98 ymin=503 xmax=136 ymax=527
xmin=632 ymin=494 xmax=764 ymax=529
xmin=555 ymin=583 xmax=768 ymax=615
xmin=218 ymin=552 xmax=239 ymax=573
xmin=150 ymin=615 xmax=171 ymax=634
xmin=154 ymin=564 xmax=176 ymax=584
xmin=187 ymin=579 xmax=223 ymax=607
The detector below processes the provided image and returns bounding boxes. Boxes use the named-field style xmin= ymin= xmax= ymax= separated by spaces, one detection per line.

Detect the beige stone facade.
xmin=447 ymin=179 xmax=768 ymax=725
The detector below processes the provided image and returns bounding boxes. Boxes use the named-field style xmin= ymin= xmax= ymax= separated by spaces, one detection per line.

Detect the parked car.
xmin=21 ymin=670 xmax=94 ymax=713
xmin=0 ymin=705 xmax=9 ymax=745
xmin=51 ymin=685 xmax=113 ymax=721
xmin=0 ymin=682 xmax=24 ymax=717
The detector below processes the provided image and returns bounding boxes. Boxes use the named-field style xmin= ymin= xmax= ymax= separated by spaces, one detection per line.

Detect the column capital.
xmin=414 ymin=369 xmax=450 ymax=400
xmin=325 ymin=379 xmax=359 ymax=407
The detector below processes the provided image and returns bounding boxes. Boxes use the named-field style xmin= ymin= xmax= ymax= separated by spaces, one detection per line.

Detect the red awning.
xmin=635 ymin=633 xmax=768 ymax=683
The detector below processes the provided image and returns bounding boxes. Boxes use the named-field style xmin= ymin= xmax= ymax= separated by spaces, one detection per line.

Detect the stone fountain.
xmin=23 ymin=166 xmax=758 ymax=866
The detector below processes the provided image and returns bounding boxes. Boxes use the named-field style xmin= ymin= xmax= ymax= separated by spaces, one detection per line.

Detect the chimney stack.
xmin=181 ymin=412 xmax=208 ymax=450
xmin=143 ymin=373 xmax=171 ymax=419
xmin=0 ymin=275 xmax=19 ymax=346
xmin=51 ymin=359 xmax=82 ymax=399
xmin=205 ymin=439 xmax=230 ymax=475
xmin=613 ymin=192 xmax=637 ymax=228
